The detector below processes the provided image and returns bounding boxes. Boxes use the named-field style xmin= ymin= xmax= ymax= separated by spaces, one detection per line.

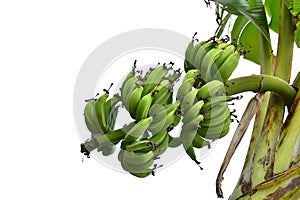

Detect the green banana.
xmin=194 ymin=41 xmax=216 ymax=71
xmin=150 ymin=129 xmax=168 ymax=146
xmin=119 ymin=149 xmax=154 ymax=174
xmin=201 ymin=95 xmax=232 ymax=113
xmin=183 ymin=69 xmax=201 ymax=81
xmin=84 ymin=100 xmax=103 ymax=135
xmin=181 ymin=89 xmax=199 ymax=113
xmin=94 ymin=92 xmax=109 ymax=133
xmin=213 ymin=52 xmax=240 ymax=82
xmin=182 ymin=100 xmax=204 ymax=124
xmin=128 ymin=86 xmax=144 ymax=119
xmin=197 ymin=80 xmax=225 ymax=100
xmin=142 ymin=65 xmax=168 ymax=96
xmin=211 ymin=45 xmax=236 ymax=77
xmin=135 ymin=93 xmax=153 ymax=121
xmin=122 ymin=117 xmax=153 ymax=144
xmin=104 ymin=96 xmax=120 ymax=130
xmin=176 ymin=78 xmax=196 ymax=100
xmin=166 ymin=70 xmax=181 ymax=83
xmin=121 ymin=76 xmax=139 ymax=107
xmin=189 ymin=41 xmax=206 ymax=67
xmin=123 ymin=150 xmax=154 ymax=165
xmin=202 ymin=103 xmax=229 ymax=120
xmin=201 ymin=48 xmax=223 ymax=81
xmin=216 ymin=41 xmax=230 ymax=49
xmin=126 ymin=129 xmax=168 ymax=153
xmin=168 ymin=136 xmax=182 ymax=147
xmin=192 ymin=133 xmax=211 ymax=148
xmin=151 ymin=80 xmax=173 ymax=106
xmin=130 ymin=170 xmax=152 ymax=178
xmin=93 ymin=123 xmax=135 ymax=146
xmin=125 ymin=140 xmax=152 ymax=152
xmin=153 ymin=132 xmax=169 ymax=156
xmin=200 ymin=106 xmax=230 ymax=128
xmin=184 ymin=144 xmax=202 ymax=169
xmin=182 ymin=114 xmax=204 ymax=132
xmin=122 ymin=158 xmax=154 ymax=173
xmin=149 ymin=105 xmax=179 ymax=134
xmin=197 ymin=114 xmax=231 ymax=140
xmin=185 ymin=41 xmax=195 ymax=72
xmin=181 ymin=114 xmax=204 ymax=147
xmin=106 ymin=104 xmax=118 ymax=130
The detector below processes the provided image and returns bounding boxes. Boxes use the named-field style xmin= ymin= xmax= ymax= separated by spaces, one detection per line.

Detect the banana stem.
xmin=216 ymin=93 xmax=264 ymax=198
xmin=225 ymin=75 xmax=297 ymax=108
xmin=274 ymin=89 xmax=300 ymax=173
xmin=229 ymin=92 xmax=271 ymax=199
xmin=274 ymin=0 xmax=294 ymax=81
xmin=81 ymin=138 xmax=98 ymax=157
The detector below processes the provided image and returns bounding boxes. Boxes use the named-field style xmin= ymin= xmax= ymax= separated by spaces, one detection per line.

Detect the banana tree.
xmin=207 ymin=0 xmax=300 ymax=198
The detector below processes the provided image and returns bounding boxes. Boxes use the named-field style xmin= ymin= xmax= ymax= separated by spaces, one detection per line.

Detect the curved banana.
xmin=183 ymin=69 xmax=201 ymax=81
xmin=153 ymin=132 xmax=169 ymax=156
xmin=197 ymin=80 xmax=225 ymax=100
xmin=121 ymin=76 xmax=139 ymax=107
xmin=176 ymin=77 xmax=196 ymax=100
xmin=213 ymin=52 xmax=240 ymax=82
xmin=151 ymin=80 xmax=172 ymax=106
xmin=142 ymin=65 xmax=168 ymax=96
xmin=94 ymin=92 xmax=109 ymax=133
xmin=192 ymin=133 xmax=210 ymax=148
xmin=202 ymin=103 xmax=228 ymax=121
xmin=84 ymin=100 xmax=103 ymax=135
xmin=135 ymin=93 xmax=153 ymax=121
xmin=104 ymin=96 xmax=120 ymax=130
xmin=189 ymin=41 xmax=206 ymax=68
xmin=122 ymin=117 xmax=153 ymax=144
xmin=149 ymin=101 xmax=180 ymax=134
xmin=123 ymin=150 xmax=154 ymax=165
xmin=200 ymin=106 xmax=230 ymax=128
xmin=201 ymin=47 xmax=223 ymax=81
xmin=181 ymin=89 xmax=199 ymax=113
xmin=194 ymin=41 xmax=216 ymax=71
xmin=197 ymin=114 xmax=231 ymax=140
xmin=182 ymin=100 xmax=204 ymax=124
xmin=128 ymin=86 xmax=144 ymax=119
xmin=201 ymin=95 xmax=232 ymax=113
xmin=211 ymin=45 xmax=236 ymax=77
xmin=184 ymin=41 xmax=195 ymax=72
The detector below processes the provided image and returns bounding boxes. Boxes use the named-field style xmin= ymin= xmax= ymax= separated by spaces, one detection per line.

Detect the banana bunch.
xmin=118 ymin=117 xmax=172 ymax=178
xmin=121 ymin=64 xmax=181 ymax=121
xmin=177 ymin=71 xmax=233 ymax=164
xmin=80 ymin=59 xmax=237 ymax=177
xmin=184 ymin=37 xmax=240 ymax=82
xmin=83 ymin=92 xmax=121 ymax=156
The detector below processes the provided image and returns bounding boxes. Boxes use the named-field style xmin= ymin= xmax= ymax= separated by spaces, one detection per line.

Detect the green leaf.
xmin=248 ymin=0 xmax=257 ymax=7
xmin=295 ymin=20 xmax=300 ymax=47
xmin=285 ymin=0 xmax=300 ymax=14
xmin=265 ymin=0 xmax=280 ymax=33
xmin=212 ymin=0 xmax=270 ymax=43
xmin=239 ymin=22 xmax=261 ymax=65
xmin=231 ymin=16 xmax=249 ymax=40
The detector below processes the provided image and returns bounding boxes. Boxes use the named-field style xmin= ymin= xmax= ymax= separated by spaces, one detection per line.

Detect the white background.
xmin=1 ymin=1 xmax=299 ymax=199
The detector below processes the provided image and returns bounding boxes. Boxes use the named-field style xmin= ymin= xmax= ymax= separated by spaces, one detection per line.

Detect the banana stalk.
xmin=225 ymin=75 xmax=296 ymax=108
xmin=227 ymin=0 xmax=297 ymax=198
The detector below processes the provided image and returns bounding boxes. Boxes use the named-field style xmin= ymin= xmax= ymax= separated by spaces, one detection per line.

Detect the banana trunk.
xmin=230 ymin=90 xmax=300 ymax=199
